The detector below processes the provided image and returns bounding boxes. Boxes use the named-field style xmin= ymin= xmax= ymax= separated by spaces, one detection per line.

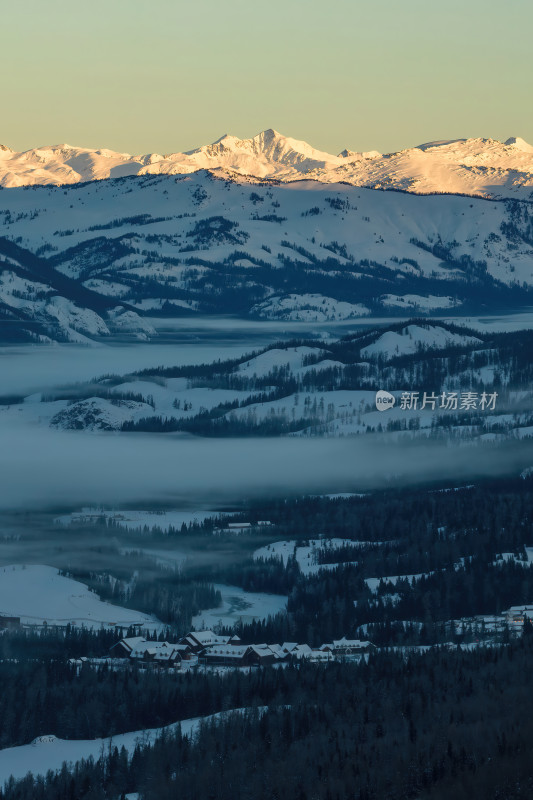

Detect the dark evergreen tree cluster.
xmin=4 ymin=638 xmax=533 ymax=800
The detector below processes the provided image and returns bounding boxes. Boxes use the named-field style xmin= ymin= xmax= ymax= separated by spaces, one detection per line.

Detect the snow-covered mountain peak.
xmin=410 ymin=136 xmax=533 ymax=163
xmin=186 ymin=128 xmax=340 ymax=170
xmin=31 ymin=144 xmax=84 ymax=158
xmin=251 ymin=128 xmax=342 ymax=166
xmin=504 ymin=136 xmax=533 ymax=152
xmin=198 ymin=133 xmax=240 ymax=151
xmin=415 ymin=139 xmax=467 ymax=151
xmin=1 ymin=131 xmax=533 ymax=198
xmin=338 ymin=148 xmax=382 ymax=161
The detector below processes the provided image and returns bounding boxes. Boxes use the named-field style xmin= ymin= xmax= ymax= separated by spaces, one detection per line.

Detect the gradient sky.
xmin=2 ymin=0 xmax=532 ymax=155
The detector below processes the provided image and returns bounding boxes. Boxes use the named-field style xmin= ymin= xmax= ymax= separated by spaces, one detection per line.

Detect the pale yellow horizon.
xmin=2 ymin=0 xmax=531 ymax=156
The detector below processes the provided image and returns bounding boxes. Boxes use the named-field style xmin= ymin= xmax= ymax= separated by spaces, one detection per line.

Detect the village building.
xmin=129 ymin=641 xmax=188 ymax=667
xmin=216 ymin=521 xmax=272 ymax=534
xmin=110 ymin=631 xmax=375 ymax=669
xmin=247 ymin=644 xmax=284 ymax=665
xmin=281 ymin=642 xmax=298 ymax=655
xmin=309 ymin=648 xmax=332 ymax=662
xmin=226 ymin=523 xmax=253 ymax=532
xmin=180 ymin=631 xmax=238 ymax=653
xmin=290 ymin=644 xmax=313 ymax=660
xmin=200 ymin=643 xmax=283 ymax=667
xmin=200 ymin=644 xmax=252 ymax=666
xmin=109 ymin=636 xmax=147 ymax=658
xmin=266 ymin=643 xmax=286 ymax=659
xmin=279 ymin=642 xmax=330 ymax=661
xmin=321 ymin=638 xmax=375 ymax=656
xmin=110 ymin=637 xmax=195 ymax=667
xmin=504 ymin=605 xmax=533 ymax=629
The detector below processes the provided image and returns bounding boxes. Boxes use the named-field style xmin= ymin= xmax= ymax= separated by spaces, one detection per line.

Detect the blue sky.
xmin=2 ymin=0 xmax=531 ymax=154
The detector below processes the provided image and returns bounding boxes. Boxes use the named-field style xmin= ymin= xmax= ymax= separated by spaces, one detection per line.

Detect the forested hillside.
xmin=1 ymin=172 xmax=533 ymax=340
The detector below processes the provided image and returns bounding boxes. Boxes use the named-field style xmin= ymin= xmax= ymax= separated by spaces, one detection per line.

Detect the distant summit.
xmin=1 ymin=131 xmax=532 ymax=199
xmin=182 ymin=128 xmax=343 ymax=176
xmin=505 ymin=136 xmax=533 ymax=153
xmin=338 ymin=148 xmax=381 ymax=161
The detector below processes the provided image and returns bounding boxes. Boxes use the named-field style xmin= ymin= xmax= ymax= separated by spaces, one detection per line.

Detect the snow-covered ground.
xmin=238 ymin=346 xmax=320 ymax=378
xmin=360 ymin=325 xmax=482 ymax=360
xmin=380 ymin=294 xmax=460 ymax=311
xmin=2 ymin=314 xmax=533 ymax=512
xmin=222 ymin=389 xmax=376 ymax=430
xmin=191 ymin=584 xmax=287 ymax=629
xmin=0 ymin=565 xmax=162 ymax=630
xmin=0 ymin=709 xmax=256 ymax=786
xmin=254 ymin=538 xmax=371 ymax=576
xmin=2 ymin=161 xmax=533 ymax=343
xmin=50 ymin=397 xmax=155 ymax=431
xmin=251 ymin=294 xmax=370 ymax=322
xmin=1 ymin=318 xmax=530 ymax=442
xmin=56 ymin=507 xmax=223 ymax=532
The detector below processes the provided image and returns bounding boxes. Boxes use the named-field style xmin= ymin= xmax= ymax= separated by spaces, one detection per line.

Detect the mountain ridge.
xmin=1 ymin=129 xmax=532 ymax=199
xmin=1 ymin=170 xmax=533 ymax=342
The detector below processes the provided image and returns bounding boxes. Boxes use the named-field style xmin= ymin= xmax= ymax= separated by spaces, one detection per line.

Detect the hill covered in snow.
xmin=1 ymin=170 xmax=533 ymax=341
xmin=1 ymin=130 xmax=533 ymax=200
xmin=4 ymin=319 xmax=533 ymax=442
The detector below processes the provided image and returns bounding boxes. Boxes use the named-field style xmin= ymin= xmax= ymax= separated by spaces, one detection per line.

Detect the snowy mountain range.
xmin=1 ymin=129 xmax=533 ymax=200
xmin=1 ymin=130 xmax=533 ymax=342
xmin=1 ymin=167 xmax=533 ymax=341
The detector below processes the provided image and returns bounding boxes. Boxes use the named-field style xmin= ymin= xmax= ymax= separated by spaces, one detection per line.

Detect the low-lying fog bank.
xmin=1 ymin=422 xmax=532 ymax=512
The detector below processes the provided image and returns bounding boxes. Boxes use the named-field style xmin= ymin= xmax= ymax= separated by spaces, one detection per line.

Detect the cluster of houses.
xmin=214 ymin=520 xmax=272 ymax=534
xmin=504 ymin=605 xmax=533 ymax=630
xmin=451 ymin=605 xmax=533 ymax=638
xmin=109 ymin=630 xmax=375 ymax=669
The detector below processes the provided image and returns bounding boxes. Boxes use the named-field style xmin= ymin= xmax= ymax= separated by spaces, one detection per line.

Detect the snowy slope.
xmin=0 ymin=565 xmax=161 ymax=629
xmin=0 ymin=709 xmax=254 ymax=786
xmin=238 ymin=347 xmax=320 ymax=377
xmin=251 ymin=294 xmax=370 ymax=321
xmin=0 ymin=239 xmax=153 ymax=342
xmin=50 ymin=397 xmax=156 ymax=431
xmin=254 ymin=538 xmax=368 ymax=576
xmin=2 ymin=319 xmax=532 ymax=442
xmin=1 ymin=130 xmax=533 ymax=199
xmin=1 ymin=169 xmax=533 ymax=341
xmin=331 ymin=136 xmax=533 ymax=200
xmin=57 ymin=508 xmax=224 ymax=532
xmin=360 ymin=324 xmax=482 ymax=359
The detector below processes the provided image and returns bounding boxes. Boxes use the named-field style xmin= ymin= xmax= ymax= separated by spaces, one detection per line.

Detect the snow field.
xmin=0 ymin=565 xmax=162 ymax=630
xmin=0 ymin=709 xmax=260 ymax=785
